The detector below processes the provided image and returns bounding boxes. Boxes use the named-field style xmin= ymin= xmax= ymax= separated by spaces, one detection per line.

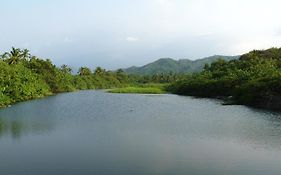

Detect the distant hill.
xmin=123 ymin=55 xmax=240 ymax=75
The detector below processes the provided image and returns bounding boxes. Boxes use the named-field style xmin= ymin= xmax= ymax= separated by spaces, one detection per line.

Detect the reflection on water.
xmin=0 ymin=91 xmax=281 ymax=175
xmin=0 ymin=118 xmax=54 ymax=139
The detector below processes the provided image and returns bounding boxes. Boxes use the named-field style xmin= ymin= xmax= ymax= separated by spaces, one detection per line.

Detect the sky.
xmin=1 ymin=0 xmax=281 ymax=69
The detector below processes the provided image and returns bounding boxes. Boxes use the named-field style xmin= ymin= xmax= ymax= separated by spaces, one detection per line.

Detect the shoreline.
xmin=2 ymin=89 xmax=281 ymax=113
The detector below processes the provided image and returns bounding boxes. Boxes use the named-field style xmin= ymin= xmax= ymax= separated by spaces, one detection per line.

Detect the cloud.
xmin=2 ymin=0 xmax=281 ymax=69
xmin=126 ymin=37 xmax=139 ymax=42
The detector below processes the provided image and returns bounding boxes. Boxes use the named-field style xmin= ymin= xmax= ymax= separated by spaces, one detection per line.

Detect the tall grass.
xmin=108 ymin=86 xmax=165 ymax=94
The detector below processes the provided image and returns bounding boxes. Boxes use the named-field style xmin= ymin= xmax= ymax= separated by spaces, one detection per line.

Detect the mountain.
xmin=123 ymin=55 xmax=240 ymax=75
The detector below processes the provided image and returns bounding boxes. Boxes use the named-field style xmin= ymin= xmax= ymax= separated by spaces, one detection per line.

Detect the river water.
xmin=0 ymin=91 xmax=281 ymax=175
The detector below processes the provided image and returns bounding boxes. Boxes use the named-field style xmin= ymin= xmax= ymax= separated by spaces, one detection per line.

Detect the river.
xmin=0 ymin=90 xmax=281 ymax=175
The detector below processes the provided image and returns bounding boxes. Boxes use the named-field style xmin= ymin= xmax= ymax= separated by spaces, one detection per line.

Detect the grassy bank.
xmin=108 ymin=84 xmax=166 ymax=94
xmin=108 ymin=87 xmax=164 ymax=94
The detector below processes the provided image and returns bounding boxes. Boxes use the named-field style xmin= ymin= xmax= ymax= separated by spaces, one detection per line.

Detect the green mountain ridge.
xmin=124 ymin=55 xmax=240 ymax=75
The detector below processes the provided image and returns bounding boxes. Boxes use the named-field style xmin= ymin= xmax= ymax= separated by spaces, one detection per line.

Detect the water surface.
xmin=0 ymin=91 xmax=281 ymax=175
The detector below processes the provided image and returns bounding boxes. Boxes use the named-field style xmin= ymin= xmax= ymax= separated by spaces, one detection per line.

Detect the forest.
xmin=169 ymin=48 xmax=281 ymax=110
xmin=0 ymin=48 xmax=134 ymax=107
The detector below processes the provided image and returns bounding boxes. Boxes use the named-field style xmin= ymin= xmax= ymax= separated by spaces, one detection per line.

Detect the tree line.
xmin=169 ymin=48 xmax=281 ymax=110
xmin=0 ymin=48 xmax=131 ymax=107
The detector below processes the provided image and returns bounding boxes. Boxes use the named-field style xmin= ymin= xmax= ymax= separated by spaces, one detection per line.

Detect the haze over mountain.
xmin=124 ymin=55 xmax=240 ymax=75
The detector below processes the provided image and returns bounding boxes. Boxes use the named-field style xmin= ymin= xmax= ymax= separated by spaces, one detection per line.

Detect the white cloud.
xmin=126 ymin=37 xmax=139 ymax=42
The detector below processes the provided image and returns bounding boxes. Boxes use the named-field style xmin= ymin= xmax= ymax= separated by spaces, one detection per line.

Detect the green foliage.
xmin=108 ymin=87 xmax=165 ymax=94
xmin=0 ymin=61 xmax=50 ymax=106
xmin=170 ymin=48 xmax=281 ymax=110
xmin=0 ymin=48 xmax=133 ymax=107
xmin=78 ymin=67 xmax=92 ymax=76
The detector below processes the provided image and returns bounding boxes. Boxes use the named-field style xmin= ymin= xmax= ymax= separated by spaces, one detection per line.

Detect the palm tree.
xmin=7 ymin=47 xmax=22 ymax=65
xmin=2 ymin=47 xmax=30 ymax=64
xmin=0 ymin=52 xmax=9 ymax=60
xmin=21 ymin=49 xmax=30 ymax=60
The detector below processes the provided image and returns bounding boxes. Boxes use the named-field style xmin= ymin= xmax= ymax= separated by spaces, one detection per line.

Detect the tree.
xmin=8 ymin=47 xmax=22 ymax=64
xmin=116 ymin=69 xmax=128 ymax=83
xmin=21 ymin=49 xmax=30 ymax=60
xmin=94 ymin=67 xmax=105 ymax=76
xmin=78 ymin=67 xmax=92 ymax=76
xmin=2 ymin=47 xmax=29 ymax=65
xmin=60 ymin=64 xmax=72 ymax=74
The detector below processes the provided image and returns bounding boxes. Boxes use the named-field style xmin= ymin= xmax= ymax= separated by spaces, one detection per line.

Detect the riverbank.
xmin=108 ymin=83 xmax=167 ymax=94
xmin=108 ymin=87 xmax=165 ymax=94
xmin=0 ymin=48 xmax=134 ymax=108
xmin=2 ymin=87 xmax=281 ymax=112
xmin=168 ymin=87 xmax=281 ymax=110
xmin=169 ymin=48 xmax=281 ymax=111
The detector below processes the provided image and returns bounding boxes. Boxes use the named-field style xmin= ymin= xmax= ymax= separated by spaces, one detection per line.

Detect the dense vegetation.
xmin=124 ymin=55 xmax=239 ymax=75
xmin=0 ymin=48 xmax=131 ymax=107
xmin=169 ymin=48 xmax=281 ymax=110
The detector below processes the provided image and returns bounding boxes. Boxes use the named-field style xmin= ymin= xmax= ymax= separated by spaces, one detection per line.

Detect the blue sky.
xmin=1 ymin=0 xmax=281 ymax=69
